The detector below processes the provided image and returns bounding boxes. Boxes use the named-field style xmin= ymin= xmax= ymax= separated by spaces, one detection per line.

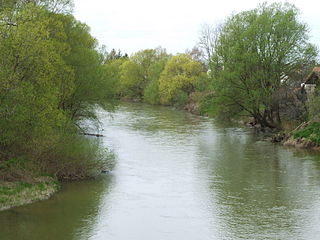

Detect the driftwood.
xmin=83 ymin=133 xmax=104 ymax=137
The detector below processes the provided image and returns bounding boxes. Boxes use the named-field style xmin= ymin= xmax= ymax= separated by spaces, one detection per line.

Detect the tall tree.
xmin=198 ymin=23 xmax=222 ymax=67
xmin=0 ymin=3 xmax=72 ymax=163
xmin=211 ymin=2 xmax=317 ymax=128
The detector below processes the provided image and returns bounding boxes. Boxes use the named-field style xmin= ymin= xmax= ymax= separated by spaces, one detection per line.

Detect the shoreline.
xmin=121 ymin=100 xmax=320 ymax=151
xmin=282 ymin=137 xmax=320 ymax=150
xmin=0 ymin=177 xmax=60 ymax=212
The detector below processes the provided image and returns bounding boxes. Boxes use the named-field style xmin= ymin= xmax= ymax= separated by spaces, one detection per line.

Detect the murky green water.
xmin=1 ymin=103 xmax=320 ymax=240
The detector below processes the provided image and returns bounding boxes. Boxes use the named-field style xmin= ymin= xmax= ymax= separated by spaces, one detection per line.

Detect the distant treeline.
xmin=104 ymin=47 xmax=206 ymax=107
xmin=105 ymin=2 xmax=319 ymax=130
xmin=0 ymin=0 xmax=114 ymax=181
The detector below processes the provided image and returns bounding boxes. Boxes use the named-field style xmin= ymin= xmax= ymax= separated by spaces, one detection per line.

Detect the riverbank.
xmin=283 ymin=137 xmax=320 ymax=150
xmin=0 ymin=177 xmax=59 ymax=211
xmin=120 ymin=100 xmax=320 ymax=151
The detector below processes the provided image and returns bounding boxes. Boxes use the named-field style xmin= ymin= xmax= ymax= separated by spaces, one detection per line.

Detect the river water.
xmin=1 ymin=103 xmax=320 ymax=240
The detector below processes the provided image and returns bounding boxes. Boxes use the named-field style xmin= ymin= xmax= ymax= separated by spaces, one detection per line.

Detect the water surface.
xmin=1 ymin=103 xmax=320 ymax=239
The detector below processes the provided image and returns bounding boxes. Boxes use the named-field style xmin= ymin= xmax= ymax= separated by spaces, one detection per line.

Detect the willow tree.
xmin=116 ymin=47 xmax=170 ymax=100
xmin=159 ymin=54 xmax=204 ymax=105
xmin=211 ymin=2 xmax=317 ymax=129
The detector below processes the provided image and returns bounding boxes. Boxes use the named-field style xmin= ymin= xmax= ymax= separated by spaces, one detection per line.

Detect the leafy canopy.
xmin=211 ymin=2 xmax=317 ymax=128
xmin=159 ymin=54 xmax=204 ymax=104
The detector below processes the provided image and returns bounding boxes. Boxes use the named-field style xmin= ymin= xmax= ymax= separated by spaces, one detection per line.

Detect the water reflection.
xmin=196 ymin=126 xmax=320 ymax=239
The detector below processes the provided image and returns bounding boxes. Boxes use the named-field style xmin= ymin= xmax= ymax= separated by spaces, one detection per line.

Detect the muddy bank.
xmin=282 ymin=137 xmax=320 ymax=150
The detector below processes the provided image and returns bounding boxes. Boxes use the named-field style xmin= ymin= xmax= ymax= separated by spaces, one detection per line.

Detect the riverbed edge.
xmin=0 ymin=177 xmax=60 ymax=212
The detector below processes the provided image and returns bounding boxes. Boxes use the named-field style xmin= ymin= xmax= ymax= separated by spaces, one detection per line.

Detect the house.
xmin=301 ymin=66 xmax=320 ymax=96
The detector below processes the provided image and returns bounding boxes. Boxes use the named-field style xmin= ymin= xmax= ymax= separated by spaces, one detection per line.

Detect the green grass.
xmin=293 ymin=122 xmax=320 ymax=144
xmin=0 ymin=182 xmax=32 ymax=196
xmin=0 ymin=177 xmax=59 ymax=210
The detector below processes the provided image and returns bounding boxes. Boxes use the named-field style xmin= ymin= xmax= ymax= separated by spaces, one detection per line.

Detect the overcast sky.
xmin=73 ymin=0 xmax=319 ymax=55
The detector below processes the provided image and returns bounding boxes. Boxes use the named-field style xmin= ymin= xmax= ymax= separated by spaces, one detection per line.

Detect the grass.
xmin=0 ymin=177 xmax=60 ymax=211
xmin=293 ymin=122 xmax=320 ymax=144
xmin=0 ymin=182 xmax=32 ymax=196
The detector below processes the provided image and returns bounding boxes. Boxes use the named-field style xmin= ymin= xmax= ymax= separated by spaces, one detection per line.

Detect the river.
xmin=1 ymin=103 xmax=320 ymax=239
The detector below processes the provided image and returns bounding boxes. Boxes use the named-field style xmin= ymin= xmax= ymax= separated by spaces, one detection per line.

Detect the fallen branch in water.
xmin=83 ymin=133 xmax=104 ymax=137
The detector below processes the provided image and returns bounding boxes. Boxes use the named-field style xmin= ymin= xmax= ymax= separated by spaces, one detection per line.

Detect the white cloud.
xmin=73 ymin=0 xmax=320 ymax=54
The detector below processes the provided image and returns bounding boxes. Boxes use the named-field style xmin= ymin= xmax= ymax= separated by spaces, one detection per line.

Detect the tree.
xmin=0 ymin=0 xmax=73 ymax=13
xmin=143 ymin=56 xmax=169 ymax=104
xmin=56 ymin=14 xmax=113 ymax=123
xmin=211 ymin=2 xmax=317 ymax=129
xmin=103 ymin=57 xmax=128 ymax=98
xmin=0 ymin=1 xmax=112 ymax=180
xmin=118 ymin=60 xmax=144 ymax=99
xmin=115 ymin=47 xmax=170 ymax=100
xmin=105 ymin=48 xmax=128 ymax=62
xmin=159 ymin=54 xmax=204 ymax=105
xmin=185 ymin=46 xmax=204 ymax=63
xmin=198 ymin=23 xmax=222 ymax=67
xmin=0 ymin=3 xmax=73 ymax=175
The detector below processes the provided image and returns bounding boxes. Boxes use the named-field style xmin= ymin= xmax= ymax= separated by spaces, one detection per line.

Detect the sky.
xmin=73 ymin=0 xmax=319 ymax=55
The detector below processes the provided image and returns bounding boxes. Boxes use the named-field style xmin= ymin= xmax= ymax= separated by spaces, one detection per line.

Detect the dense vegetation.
xmin=209 ymin=3 xmax=317 ymax=129
xmin=105 ymin=2 xmax=318 ymax=133
xmin=0 ymin=0 xmax=113 ymax=182
xmin=1 ymin=0 xmax=320 ymax=195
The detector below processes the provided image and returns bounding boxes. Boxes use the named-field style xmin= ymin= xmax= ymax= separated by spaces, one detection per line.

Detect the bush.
xmin=173 ymin=91 xmax=189 ymax=108
xmin=42 ymin=129 xmax=115 ymax=181
xmin=143 ymin=79 xmax=160 ymax=105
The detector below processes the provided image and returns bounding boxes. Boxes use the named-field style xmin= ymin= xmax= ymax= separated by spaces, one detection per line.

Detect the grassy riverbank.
xmin=0 ymin=177 xmax=59 ymax=211
xmin=281 ymin=122 xmax=320 ymax=150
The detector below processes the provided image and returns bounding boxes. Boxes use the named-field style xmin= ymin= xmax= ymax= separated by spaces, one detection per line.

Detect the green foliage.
xmin=103 ymin=58 xmax=128 ymax=98
xmin=294 ymin=122 xmax=320 ymax=144
xmin=110 ymin=47 xmax=170 ymax=101
xmin=198 ymin=94 xmax=218 ymax=116
xmin=109 ymin=50 xmax=204 ymax=107
xmin=105 ymin=48 xmax=127 ymax=62
xmin=143 ymin=79 xmax=160 ymax=105
xmin=0 ymin=177 xmax=59 ymax=209
xmin=0 ymin=1 xmax=114 ymax=182
xmin=43 ymin=129 xmax=114 ymax=180
xmin=0 ymin=182 xmax=32 ymax=197
xmin=159 ymin=54 xmax=204 ymax=105
xmin=172 ymin=91 xmax=189 ymax=108
xmin=118 ymin=60 xmax=145 ymax=99
xmin=54 ymin=14 xmax=113 ymax=122
xmin=143 ymin=56 xmax=170 ymax=104
xmin=0 ymin=3 xmax=71 ymax=151
xmin=210 ymin=2 xmax=317 ymax=128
